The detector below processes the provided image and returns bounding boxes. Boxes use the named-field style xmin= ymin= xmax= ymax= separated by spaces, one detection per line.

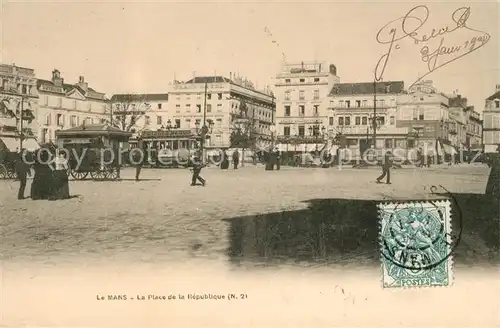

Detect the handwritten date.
xmin=375 ymin=5 xmax=490 ymax=87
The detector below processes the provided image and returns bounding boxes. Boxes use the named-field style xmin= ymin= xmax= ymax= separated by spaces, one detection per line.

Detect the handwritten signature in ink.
xmin=375 ymin=5 xmax=491 ymax=88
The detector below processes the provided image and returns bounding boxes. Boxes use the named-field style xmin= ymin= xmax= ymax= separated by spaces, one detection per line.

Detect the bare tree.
xmin=0 ymin=95 xmax=35 ymax=130
xmin=108 ymin=94 xmax=151 ymax=132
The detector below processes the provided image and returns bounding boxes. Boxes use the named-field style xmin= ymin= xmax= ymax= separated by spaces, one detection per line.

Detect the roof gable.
xmin=184 ymin=76 xmax=232 ymax=84
xmin=66 ymin=87 xmax=86 ymax=100
xmin=487 ymin=91 xmax=500 ymax=101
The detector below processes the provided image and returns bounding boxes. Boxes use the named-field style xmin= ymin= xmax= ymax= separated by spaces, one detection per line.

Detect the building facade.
xmin=466 ymin=109 xmax=482 ymax=151
xmin=109 ymin=93 xmax=169 ymax=133
xmin=274 ymin=61 xmax=339 ymax=151
xmin=167 ymin=75 xmax=275 ymax=149
xmin=483 ymin=85 xmax=500 ymax=153
xmin=37 ymin=70 xmax=108 ymax=143
xmin=396 ymin=80 xmax=453 ymax=157
xmin=327 ymin=80 xmax=405 ymax=158
xmin=0 ymin=64 xmax=39 ymax=150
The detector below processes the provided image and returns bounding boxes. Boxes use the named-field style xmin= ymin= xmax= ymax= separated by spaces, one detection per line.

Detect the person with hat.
xmin=376 ymin=150 xmax=393 ymax=184
xmin=14 ymin=148 xmax=32 ymax=199
xmin=190 ymin=153 xmax=206 ymax=186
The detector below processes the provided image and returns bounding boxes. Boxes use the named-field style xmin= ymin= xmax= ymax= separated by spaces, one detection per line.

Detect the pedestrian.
xmin=220 ymin=149 xmax=229 ymax=170
xmin=232 ymin=149 xmax=239 ymax=169
xmin=15 ymin=149 xmax=31 ymax=200
xmin=190 ymin=154 xmax=206 ymax=186
xmin=274 ymin=147 xmax=281 ymax=170
xmin=134 ymin=138 xmax=148 ymax=181
xmin=376 ymin=150 xmax=393 ymax=184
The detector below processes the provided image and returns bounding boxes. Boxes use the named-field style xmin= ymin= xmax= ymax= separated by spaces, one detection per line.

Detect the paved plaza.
xmin=0 ymin=164 xmax=494 ymax=268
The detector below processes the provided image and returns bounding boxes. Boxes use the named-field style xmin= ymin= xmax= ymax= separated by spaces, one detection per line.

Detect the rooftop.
xmin=329 ymin=81 xmax=404 ymax=96
xmin=486 ymin=91 xmax=500 ymax=101
xmin=185 ymin=76 xmax=232 ymax=84
xmin=37 ymin=79 xmax=106 ymax=100
xmin=110 ymin=93 xmax=169 ymax=102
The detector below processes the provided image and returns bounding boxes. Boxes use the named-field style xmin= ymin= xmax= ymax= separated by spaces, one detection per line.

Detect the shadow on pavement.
xmin=223 ymin=196 xmax=499 ymax=269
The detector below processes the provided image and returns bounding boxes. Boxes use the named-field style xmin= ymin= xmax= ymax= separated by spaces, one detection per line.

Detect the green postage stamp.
xmin=378 ymin=200 xmax=454 ymax=288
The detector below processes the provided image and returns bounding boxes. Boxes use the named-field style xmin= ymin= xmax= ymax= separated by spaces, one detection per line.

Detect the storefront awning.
xmin=442 ymin=143 xmax=457 ymax=155
xmin=0 ymin=137 xmax=20 ymax=151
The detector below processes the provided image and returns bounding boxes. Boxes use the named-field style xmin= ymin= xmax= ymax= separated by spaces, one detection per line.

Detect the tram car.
xmin=55 ymin=124 xmax=132 ymax=180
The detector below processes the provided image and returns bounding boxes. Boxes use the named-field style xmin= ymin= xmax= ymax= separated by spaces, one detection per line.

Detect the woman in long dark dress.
xmin=31 ymin=147 xmax=54 ymax=200
xmin=50 ymin=150 xmax=70 ymax=200
xmin=485 ymin=146 xmax=500 ymax=198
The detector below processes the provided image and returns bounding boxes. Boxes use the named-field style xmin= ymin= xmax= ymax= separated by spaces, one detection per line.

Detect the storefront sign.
xmin=141 ymin=130 xmax=192 ymax=139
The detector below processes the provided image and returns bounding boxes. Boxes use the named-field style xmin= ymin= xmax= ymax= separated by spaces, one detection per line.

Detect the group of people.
xmin=14 ymin=147 xmax=71 ymax=200
xmin=220 ymin=149 xmax=240 ymax=170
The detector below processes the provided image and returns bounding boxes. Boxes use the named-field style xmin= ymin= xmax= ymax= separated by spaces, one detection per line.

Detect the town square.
xmin=0 ymin=1 xmax=499 ymax=327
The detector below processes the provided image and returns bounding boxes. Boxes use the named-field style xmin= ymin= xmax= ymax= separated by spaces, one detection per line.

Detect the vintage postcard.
xmin=0 ymin=0 xmax=498 ymax=327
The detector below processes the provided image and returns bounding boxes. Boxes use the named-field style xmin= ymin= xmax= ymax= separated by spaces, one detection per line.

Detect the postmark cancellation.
xmin=378 ymin=200 xmax=453 ymax=288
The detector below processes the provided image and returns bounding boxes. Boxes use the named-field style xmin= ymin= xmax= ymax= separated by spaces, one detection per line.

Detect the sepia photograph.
xmin=0 ymin=0 xmax=499 ymax=327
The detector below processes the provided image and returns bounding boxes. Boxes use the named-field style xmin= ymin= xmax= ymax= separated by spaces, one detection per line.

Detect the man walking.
xmin=376 ymin=150 xmax=393 ymax=184
xmin=15 ymin=149 xmax=31 ymax=199
xmin=134 ymin=138 xmax=148 ymax=181
xmin=191 ymin=154 xmax=206 ymax=186
xmin=232 ymin=149 xmax=240 ymax=169
xmin=274 ymin=147 xmax=281 ymax=170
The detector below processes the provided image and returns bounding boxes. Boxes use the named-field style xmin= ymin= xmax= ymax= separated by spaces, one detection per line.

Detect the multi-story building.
xmin=466 ymin=109 xmax=482 ymax=151
xmin=37 ymin=69 xmax=108 ymax=143
xmin=167 ymin=75 xmax=275 ymax=149
xmin=274 ymin=61 xmax=339 ymax=151
xmin=109 ymin=93 xmax=169 ymax=132
xmin=448 ymin=95 xmax=469 ymax=150
xmin=396 ymin=80 xmax=452 ymax=157
xmin=483 ymin=85 xmax=500 ymax=153
xmin=0 ymin=63 xmax=39 ymax=151
xmin=327 ymin=80 xmax=405 ymax=158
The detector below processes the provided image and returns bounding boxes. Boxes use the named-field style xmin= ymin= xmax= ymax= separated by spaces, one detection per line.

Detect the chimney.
xmin=329 ymin=64 xmax=337 ymax=76
xmin=77 ymin=75 xmax=88 ymax=92
xmin=52 ymin=69 xmax=64 ymax=87
xmin=496 ymin=84 xmax=500 ymax=92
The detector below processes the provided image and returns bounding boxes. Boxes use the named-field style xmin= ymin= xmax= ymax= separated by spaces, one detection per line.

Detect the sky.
xmin=1 ymin=0 xmax=498 ymax=111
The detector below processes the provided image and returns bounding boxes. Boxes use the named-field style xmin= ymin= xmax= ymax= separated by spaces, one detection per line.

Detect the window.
xmin=378 ymin=116 xmax=385 ymax=125
xmin=217 ymin=104 xmax=222 ymax=111
xmin=346 ymin=100 xmax=351 ymax=108
xmin=284 ymin=105 xmax=291 ymax=116
xmin=186 ymin=104 xmax=191 ymax=109
xmin=338 ymin=117 xmax=344 ymax=125
xmin=196 ymin=104 xmax=201 ymax=113
xmin=345 ymin=116 xmax=351 ymax=125
xmin=313 ymin=105 xmax=319 ymax=116
xmin=356 ymin=100 xmax=361 ymax=107
xmin=58 ymin=97 xmax=62 ymax=107
xmin=298 ymin=125 xmax=305 ymax=136
xmin=313 ymin=90 xmax=319 ymax=100
xmin=158 ymin=103 xmax=162 ymax=109
xmin=157 ymin=116 xmax=162 ymax=125
xmin=217 ymin=93 xmax=222 ymax=100
xmin=70 ymin=115 xmax=77 ymax=127
xmin=362 ymin=100 xmax=367 ymax=107
xmin=299 ymin=105 xmax=305 ymax=116
xmin=207 ymin=93 xmax=212 ymax=100
xmin=495 ymin=100 xmax=500 ymax=108
xmin=145 ymin=116 xmax=151 ymax=125
xmin=355 ymin=117 xmax=361 ymax=125
xmin=175 ymin=119 xmax=181 ymax=128
xmin=339 ymin=100 xmax=344 ymax=107
xmin=300 ymin=78 xmax=305 ymax=83
xmin=385 ymin=139 xmax=393 ymax=148
xmin=207 ymin=104 xmax=212 ymax=112
xmin=329 ymin=117 xmax=334 ymax=125
xmin=216 ymin=118 xmax=222 ymax=127
xmin=314 ymin=78 xmax=320 ymax=82
xmin=22 ymin=84 xmax=27 ymax=94
xmin=285 ymin=91 xmax=290 ymax=101
xmin=362 ymin=117 xmax=368 ymax=125
xmin=379 ymin=99 xmax=385 ymax=107
xmin=390 ymin=116 xmax=395 ymax=125
xmin=57 ymin=114 xmax=63 ymax=126
xmin=299 ymin=91 xmax=305 ymax=100
xmin=285 ymin=79 xmax=291 ymax=84
xmin=419 ymin=113 xmax=424 ymax=120
xmin=284 ymin=126 xmax=291 ymax=136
